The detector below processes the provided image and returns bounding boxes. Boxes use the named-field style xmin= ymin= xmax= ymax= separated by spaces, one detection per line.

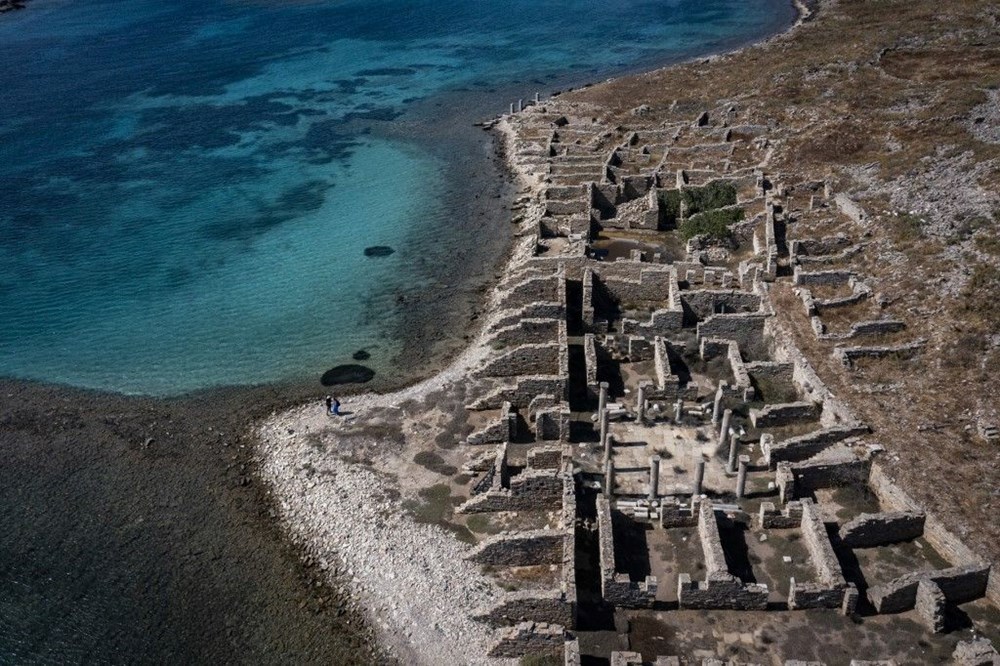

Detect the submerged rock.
xmin=363 ymin=245 xmax=395 ymax=257
xmin=320 ymin=364 xmax=375 ymax=385
xmin=352 ymin=349 xmax=371 ymax=361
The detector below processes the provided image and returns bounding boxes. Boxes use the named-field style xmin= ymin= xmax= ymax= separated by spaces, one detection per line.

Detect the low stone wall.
xmin=778 ymin=459 xmax=871 ymax=492
xmin=489 ymin=317 xmax=562 ymax=347
xmin=867 ymin=563 xmax=991 ymax=613
xmin=474 ymin=589 xmax=573 ymax=628
xmin=597 ymin=495 xmax=657 ymax=607
xmin=620 ymin=307 xmax=684 ymax=337
xmin=916 ymin=579 xmax=946 ymax=633
xmin=502 ymin=270 xmax=563 ymax=310
xmin=758 ymin=500 xmax=803 ymax=528
xmin=476 ymin=343 xmax=561 ymax=378
xmin=762 ymin=425 xmax=868 ymax=467
xmin=677 ymin=503 xmax=769 ymax=610
xmin=467 ymin=401 xmax=516 ymax=446
xmin=696 ymin=313 xmax=767 ymax=359
xmin=801 ymin=500 xmax=842 ymax=585
xmin=490 ymin=302 xmax=565 ymax=333
xmin=661 ymin=498 xmax=699 ymax=528
xmin=469 ymin=375 xmax=567 ymax=410
xmin=467 ymin=529 xmax=564 ymax=566
xmin=459 ymin=468 xmax=565 ymax=514
xmin=680 ymin=289 xmax=762 ymax=320
xmin=839 ymin=511 xmax=925 ymax=548
xmin=528 ymin=445 xmax=564 ymax=470
xmin=750 ymin=400 xmax=819 ymax=428
xmin=677 ymin=571 xmax=769 ymax=611
xmin=790 ymin=499 xmax=851 ymax=611
xmin=833 ymin=340 xmax=924 ymax=368
xmin=792 ymin=267 xmax=854 ymax=286
xmin=488 ymin=621 xmax=565 ymax=658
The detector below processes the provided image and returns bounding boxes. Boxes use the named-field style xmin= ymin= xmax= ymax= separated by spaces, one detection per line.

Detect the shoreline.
xmin=250 ymin=2 xmax=816 ymax=660
xmin=0 ymin=2 xmax=810 ymax=663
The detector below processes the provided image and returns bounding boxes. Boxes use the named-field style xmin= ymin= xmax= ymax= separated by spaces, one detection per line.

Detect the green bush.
xmin=683 ymin=180 xmax=737 ymax=215
xmin=658 ymin=180 xmax=737 ymax=227
xmin=679 ymin=207 xmax=744 ymax=240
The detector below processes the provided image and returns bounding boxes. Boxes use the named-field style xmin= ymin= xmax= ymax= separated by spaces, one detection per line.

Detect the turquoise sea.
xmin=0 ymin=0 xmax=795 ymax=395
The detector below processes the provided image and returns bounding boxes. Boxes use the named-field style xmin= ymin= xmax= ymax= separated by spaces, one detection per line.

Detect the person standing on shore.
xmin=331 ymin=396 xmax=341 ymax=416
xmin=324 ymin=396 xmax=333 ymax=415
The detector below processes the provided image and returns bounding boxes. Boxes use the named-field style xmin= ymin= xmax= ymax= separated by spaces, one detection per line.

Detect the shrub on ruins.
xmin=679 ymin=207 xmax=744 ymax=240
xmin=683 ymin=180 xmax=737 ymax=215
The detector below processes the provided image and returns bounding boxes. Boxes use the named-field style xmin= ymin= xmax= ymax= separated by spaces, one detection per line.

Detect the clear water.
xmin=0 ymin=0 xmax=795 ymax=395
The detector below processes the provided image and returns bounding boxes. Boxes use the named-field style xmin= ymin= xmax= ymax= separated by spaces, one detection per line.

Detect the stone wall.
xmin=758 ymin=500 xmax=803 ymax=528
xmin=696 ymin=313 xmax=767 ymax=359
xmin=488 ymin=621 xmax=565 ymax=658
xmin=915 ymin=579 xmax=946 ymax=633
xmin=867 ymin=563 xmax=990 ymax=613
xmin=800 ymin=498 xmax=846 ymax=587
xmin=762 ymin=425 xmax=868 ymax=467
xmin=467 ymin=401 xmax=517 ymax=446
xmin=839 ymin=512 xmax=925 ymax=548
xmin=528 ymin=445 xmax=565 ymax=470
xmin=459 ymin=468 xmax=565 ymax=514
xmin=489 ymin=317 xmax=562 ymax=347
xmin=469 ymin=375 xmax=567 ymax=410
xmin=787 ymin=457 xmax=871 ymax=496
xmin=677 ymin=571 xmax=769 ymax=610
xmin=792 ymin=267 xmax=854 ymax=286
xmin=597 ymin=495 xmax=657 ymax=607
xmin=502 ymin=270 xmax=563 ymax=310
xmin=661 ymin=498 xmax=699 ymax=528
xmin=677 ymin=503 xmax=769 ymax=610
xmin=680 ymin=289 xmax=762 ymax=320
xmin=490 ymin=302 xmax=565 ymax=333
xmin=474 ymin=589 xmax=573 ymax=628
xmin=466 ymin=529 xmax=564 ymax=566
xmin=750 ymin=400 xmax=819 ymax=428
xmin=476 ymin=343 xmax=561 ymax=378
xmin=620 ymin=307 xmax=685 ymax=337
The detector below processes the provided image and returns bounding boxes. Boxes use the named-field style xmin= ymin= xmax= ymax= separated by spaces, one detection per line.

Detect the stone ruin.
xmin=440 ymin=99 xmax=1000 ymax=663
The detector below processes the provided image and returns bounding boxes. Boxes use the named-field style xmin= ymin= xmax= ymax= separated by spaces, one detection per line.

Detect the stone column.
xmin=517 ymin=98 xmax=523 ymax=112
xmin=636 ymin=384 xmax=647 ymax=423
xmin=604 ymin=459 xmax=614 ymax=495
xmin=736 ymin=455 xmax=750 ymax=498
xmin=693 ymin=460 xmax=705 ymax=496
xmin=534 ymin=92 xmax=540 ymax=104
xmin=727 ymin=433 xmax=739 ymax=474
xmin=717 ymin=408 xmax=733 ymax=448
xmin=711 ymin=381 xmax=724 ymax=425
xmin=674 ymin=399 xmax=683 ymax=424
xmin=603 ymin=433 xmax=613 ymax=465
xmin=648 ymin=456 xmax=660 ymax=500
xmin=599 ymin=408 xmax=609 ymax=458
xmin=598 ymin=381 xmax=609 ymax=419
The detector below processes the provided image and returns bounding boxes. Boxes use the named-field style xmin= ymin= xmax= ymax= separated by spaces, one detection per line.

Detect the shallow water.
xmin=0 ymin=0 xmax=795 ymax=395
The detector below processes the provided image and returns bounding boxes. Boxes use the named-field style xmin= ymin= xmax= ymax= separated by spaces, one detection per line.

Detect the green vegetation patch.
xmin=657 ymin=180 xmax=738 ymax=228
xmin=414 ymin=450 xmax=459 ymax=476
xmin=679 ymin=207 xmax=744 ymax=240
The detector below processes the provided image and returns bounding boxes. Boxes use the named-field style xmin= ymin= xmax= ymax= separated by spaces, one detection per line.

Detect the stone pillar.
xmin=599 ymin=408 xmax=609 ymax=458
xmin=534 ymin=92 xmax=540 ymax=104
xmin=727 ymin=433 xmax=739 ymax=474
xmin=604 ymin=433 xmax=613 ymax=464
xmin=517 ymin=98 xmax=523 ymax=112
xmin=636 ymin=384 xmax=647 ymax=423
xmin=598 ymin=381 xmax=609 ymax=419
xmin=648 ymin=456 xmax=660 ymax=500
xmin=604 ymin=459 xmax=614 ymax=495
xmin=693 ymin=460 xmax=705 ymax=496
xmin=711 ymin=381 xmax=724 ymax=425
xmin=509 ymin=102 xmax=514 ymax=115
xmin=808 ymin=195 xmax=816 ymax=212
xmin=717 ymin=408 xmax=733 ymax=448
xmin=673 ymin=399 xmax=683 ymax=424
xmin=736 ymin=455 xmax=750 ymax=498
